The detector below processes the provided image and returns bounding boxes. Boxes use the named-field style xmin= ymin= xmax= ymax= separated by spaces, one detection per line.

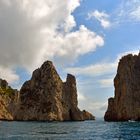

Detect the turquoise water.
xmin=0 ymin=120 xmax=140 ymax=140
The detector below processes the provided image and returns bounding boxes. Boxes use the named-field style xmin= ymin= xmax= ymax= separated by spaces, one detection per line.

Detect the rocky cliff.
xmin=104 ymin=53 xmax=140 ymax=121
xmin=0 ymin=61 xmax=94 ymax=121
xmin=15 ymin=61 xmax=95 ymax=121
xmin=0 ymin=79 xmax=19 ymax=120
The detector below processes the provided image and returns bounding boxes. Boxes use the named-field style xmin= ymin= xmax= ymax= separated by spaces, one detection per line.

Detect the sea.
xmin=0 ymin=119 xmax=140 ymax=140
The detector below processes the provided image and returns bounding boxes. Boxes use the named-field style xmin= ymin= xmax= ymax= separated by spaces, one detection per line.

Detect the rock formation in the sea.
xmin=0 ymin=79 xmax=19 ymax=120
xmin=14 ymin=61 xmax=95 ymax=121
xmin=104 ymin=53 xmax=140 ymax=121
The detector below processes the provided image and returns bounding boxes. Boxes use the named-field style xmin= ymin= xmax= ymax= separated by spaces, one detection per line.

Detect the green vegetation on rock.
xmin=0 ymin=87 xmax=16 ymax=97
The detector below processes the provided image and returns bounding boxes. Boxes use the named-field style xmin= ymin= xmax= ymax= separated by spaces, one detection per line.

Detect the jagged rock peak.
xmin=66 ymin=74 xmax=76 ymax=83
xmin=15 ymin=60 xmax=95 ymax=121
xmin=104 ymin=53 xmax=140 ymax=121
xmin=41 ymin=60 xmax=54 ymax=69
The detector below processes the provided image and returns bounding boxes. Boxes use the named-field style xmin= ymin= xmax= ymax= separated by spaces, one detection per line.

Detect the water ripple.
xmin=0 ymin=120 xmax=140 ymax=140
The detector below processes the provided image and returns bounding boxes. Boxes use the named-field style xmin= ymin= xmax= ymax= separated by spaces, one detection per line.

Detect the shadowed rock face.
xmin=104 ymin=53 xmax=140 ymax=121
xmin=14 ymin=61 xmax=95 ymax=121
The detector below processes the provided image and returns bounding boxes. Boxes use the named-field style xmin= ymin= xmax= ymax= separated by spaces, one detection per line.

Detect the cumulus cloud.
xmin=0 ymin=0 xmax=104 ymax=83
xmin=88 ymin=10 xmax=111 ymax=28
xmin=48 ymin=25 xmax=104 ymax=65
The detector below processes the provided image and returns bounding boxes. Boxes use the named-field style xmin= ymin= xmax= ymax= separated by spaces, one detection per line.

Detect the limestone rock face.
xmin=82 ymin=110 xmax=95 ymax=120
xmin=0 ymin=79 xmax=19 ymax=120
xmin=15 ymin=61 xmax=95 ymax=121
xmin=104 ymin=53 xmax=140 ymax=121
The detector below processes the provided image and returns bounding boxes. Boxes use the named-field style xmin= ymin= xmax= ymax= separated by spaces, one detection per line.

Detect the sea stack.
xmin=104 ymin=53 xmax=140 ymax=121
xmin=13 ymin=61 xmax=95 ymax=121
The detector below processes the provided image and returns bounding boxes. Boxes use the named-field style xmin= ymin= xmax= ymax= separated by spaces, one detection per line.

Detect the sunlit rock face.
xmin=0 ymin=79 xmax=19 ymax=120
xmin=15 ymin=61 xmax=95 ymax=121
xmin=105 ymin=53 xmax=140 ymax=121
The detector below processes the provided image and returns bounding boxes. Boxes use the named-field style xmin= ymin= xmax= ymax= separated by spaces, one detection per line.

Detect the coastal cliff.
xmin=0 ymin=79 xmax=19 ymax=120
xmin=104 ymin=53 xmax=140 ymax=121
xmin=0 ymin=61 xmax=95 ymax=121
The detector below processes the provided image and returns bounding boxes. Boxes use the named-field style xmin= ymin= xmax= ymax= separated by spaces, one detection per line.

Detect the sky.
xmin=0 ymin=0 xmax=140 ymax=117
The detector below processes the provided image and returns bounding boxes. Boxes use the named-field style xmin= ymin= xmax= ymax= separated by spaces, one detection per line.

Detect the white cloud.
xmin=78 ymin=92 xmax=97 ymax=115
xmin=128 ymin=0 xmax=140 ymax=21
xmin=115 ymin=0 xmax=140 ymax=24
xmin=41 ymin=25 xmax=104 ymax=66
xmin=0 ymin=66 xmax=19 ymax=84
xmin=65 ymin=62 xmax=116 ymax=77
xmin=130 ymin=7 xmax=140 ymax=21
xmin=74 ymin=50 xmax=139 ymax=117
xmin=99 ymin=78 xmax=113 ymax=88
xmin=78 ymin=92 xmax=108 ymax=117
xmin=88 ymin=10 xmax=111 ymax=28
xmin=66 ymin=50 xmax=139 ymax=87
xmin=0 ymin=0 xmax=104 ymax=83
xmin=65 ymin=61 xmax=116 ymax=90
xmin=78 ymin=92 xmax=86 ymax=101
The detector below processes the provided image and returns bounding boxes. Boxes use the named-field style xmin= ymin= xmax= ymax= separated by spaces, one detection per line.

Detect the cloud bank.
xmin=66 ymin=50 xmax=139 ymax=88
xmin=0 ymin=0 xmax=104 ymax=83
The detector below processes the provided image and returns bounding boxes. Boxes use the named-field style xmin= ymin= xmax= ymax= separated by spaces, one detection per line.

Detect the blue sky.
xmin=66 ymin=0 xmax=140 ymax=117
xmin=0 ymin=0 xmax=140 ymax=117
